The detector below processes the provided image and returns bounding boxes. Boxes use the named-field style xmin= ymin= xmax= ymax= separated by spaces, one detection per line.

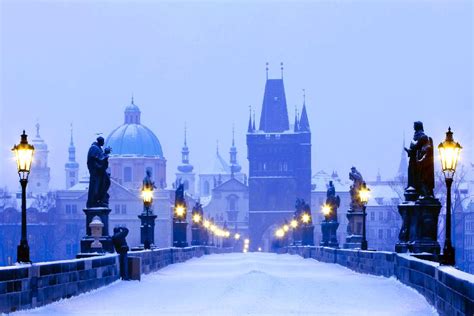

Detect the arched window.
xmin=124 ymin=167 xmax=132 ymax=182
xmin=203 ymin=181 xmax=210 ymax=196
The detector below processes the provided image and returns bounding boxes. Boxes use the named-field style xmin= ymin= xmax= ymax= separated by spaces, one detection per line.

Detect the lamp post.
xmin=140 ymin=186 xmax=154 ymax=249
xmin=438 ymin=127 xmax=462 ymax=265
xmin=359 ymin=182 xmax=370 ymax=251
xmin=12 ymin=131 xmax=35 ymax=263
xmin=320 ymin=204 xmax=331 ymax=247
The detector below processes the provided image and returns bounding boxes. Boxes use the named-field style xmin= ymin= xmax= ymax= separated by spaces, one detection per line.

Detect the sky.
xmin=0 ymin=0 xmax=472 ymax=191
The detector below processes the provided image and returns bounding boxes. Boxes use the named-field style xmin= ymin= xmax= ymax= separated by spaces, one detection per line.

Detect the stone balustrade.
xmin=0 ymin=246 xmax=231 ymax=313
xmin=285 ymin=246 xmax=474 ymax=316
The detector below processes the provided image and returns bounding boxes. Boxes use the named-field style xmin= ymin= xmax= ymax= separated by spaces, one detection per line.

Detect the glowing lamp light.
xmin=142 ymin=188 xmax=153 ymax=204
xmin=192 ymin=213 xmax=202 ymax=224
xmin=243 ymin=249 xmax=248 ymax=253
xmin=244 ymin=238 xmax=250 ymax=245
xmin=301 ymin=213 xmax=311 ymax=224
xmin=438 ymin=127 xmax=462 ymax=180
xmin=210 ymin=225 xmax=217 ymax=233
xmin=275 ymin=229 xmax=285 ymax=238
xmin=175 ymin=205 xmax=186 ymax=218
xmin=258 ymin=247 xmax=262 ymax=252
xmin=321 ymin=204 xmax=331 ymax=217
xmin=283 ymin=224 xmax=290 ymax=232
xmin=203 ymin=220 xmax=211 ymax=229
xmin=359 ymin=183 xmax=371 ymax=205
xmin=234 ymin=233 xmax=241 ymax=240
xmin=12 ymin=131 xmax=35 ymax=181
xmin=290 ymin=219 xmax=298 ymax=229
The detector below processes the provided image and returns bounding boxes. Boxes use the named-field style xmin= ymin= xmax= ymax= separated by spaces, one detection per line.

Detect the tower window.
xmin=124 ymin=167 xmax=132 ymax=182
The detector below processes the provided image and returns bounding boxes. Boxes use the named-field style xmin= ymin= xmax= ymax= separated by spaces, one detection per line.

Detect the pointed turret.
xmin=177 ymin=124 xmax=193 ymax=173
xmin=65 ymin=123 xmax=79 ymax=189
xmin=229 ymin=126 xmax=242 ymax=173
xmin=293 ymin=107 xmax=299 ymax=132
xmin=124 ymin=96 xmax=141 ymax=124
xmin=247 ymin=106 xmax=253 ymax=133
xmin=298 ymin=90 xmax=310 ymax=132
xmin=259 ymin=65 xmax=289 ymax=132
xmin=397 ymin=137 xmax=408 ymax=180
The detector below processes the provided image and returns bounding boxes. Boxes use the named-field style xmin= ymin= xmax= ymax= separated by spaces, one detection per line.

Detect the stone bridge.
xmin=0 ymin=247 xmax=472 ymax=315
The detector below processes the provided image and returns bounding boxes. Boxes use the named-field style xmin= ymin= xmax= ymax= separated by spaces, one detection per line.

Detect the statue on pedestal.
xmin=325 ymin=181 xmax=340 ymax=222
xmin=396 ymin=121 xmax=440 ymax=255
xmin=405 ymin=121 xmax=435 ymax=198
xmin=349 ymin=167 xmax=364 ymax=211
xmin=86 ymin=136 xmax=111 ymax=208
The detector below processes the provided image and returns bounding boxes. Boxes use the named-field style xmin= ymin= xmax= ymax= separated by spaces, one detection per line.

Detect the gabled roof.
xmin=259 ymin=79 xmax=289 ymax=132
xmin=213 ymin=177 xmax=248 ymax=192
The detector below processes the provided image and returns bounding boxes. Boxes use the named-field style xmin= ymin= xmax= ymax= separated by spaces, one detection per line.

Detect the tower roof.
xmin=259 ymin=79 xmax=289 ymax=132
xmin=299 ymin=103 xmax=310 ymax=132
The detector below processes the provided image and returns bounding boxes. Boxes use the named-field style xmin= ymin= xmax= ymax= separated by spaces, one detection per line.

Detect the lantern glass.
xmin=275 ymin=229 xmax=285 ymax=238
xmin=438 ymin=128 xmax=462 ymax=180
xmin=283 ymin=224 xmax=289 ymax=232
xmin=203 ymin=219 xmax=211 ymax=229
xmin=359 ymin=185 xmax=371 ymax=204
xmin=234 ymin=233 xmax=241 ymax=240
xmin=175 ymin=205 xmax=186 ymax=218
xmin=192 ymin=213 xmax=202 ymax=223
xmin=301 ymin=213 xmax=311 ymax=224
xmin=141 ymin=188 xmax=153 ymax=204
xmin=12 ymin=131 xmax=35 ymax=181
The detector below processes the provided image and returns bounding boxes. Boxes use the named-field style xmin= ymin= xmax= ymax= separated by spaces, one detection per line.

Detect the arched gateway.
xmin=246 ymin=68 xmax=311 ymax=251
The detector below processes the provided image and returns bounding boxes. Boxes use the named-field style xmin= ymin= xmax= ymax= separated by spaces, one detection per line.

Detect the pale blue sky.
xmin=1 ymin=0 xmax=472 ymax=190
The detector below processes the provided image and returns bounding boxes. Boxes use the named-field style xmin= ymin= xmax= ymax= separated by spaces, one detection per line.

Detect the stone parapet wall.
xmin=0 ymin=246 xmax=232 ymax=313
xmin=285 ymin=246 xmax=473 ymax=316
xmin=0 ymin=255 xmax=119 ymax=313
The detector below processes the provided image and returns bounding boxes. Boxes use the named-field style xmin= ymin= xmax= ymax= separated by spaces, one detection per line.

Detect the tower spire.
xmin=70 ymin=123 xmax=74 ymax=146
xmin=266 ymin=62 xmax=269 ymax=80
xmin=35 ymin=121 xmax=40 ymax=138
xmin=248 ymin=105 xmax=253 ymax=133
xmin=184 ymin=122 xmax=187 ymax=147
xmin=280 ymin=62 xmax=284 ymax=79
xmin=232 ymin=123 xmax=235 ymax=147
xmin=298 ymin=89 xmax=310 ymax=132
xmin=294 ymin=105 xmax=299 ymax=132
xmin=252 ymin=110 xmax=256 ymax=131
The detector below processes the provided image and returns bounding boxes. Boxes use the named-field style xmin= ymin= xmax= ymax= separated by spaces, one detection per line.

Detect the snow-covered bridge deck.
xmin=14 ymin=253 xmax=437 ymax=316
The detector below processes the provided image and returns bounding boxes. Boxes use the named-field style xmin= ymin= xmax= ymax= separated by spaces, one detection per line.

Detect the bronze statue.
xmin=349 ymin=167 xmax=364 ymax=211
xmin=325 ymin=181 xmax=340 ymax=221
xmin=405 ymin=121 xmax=435 ymax=198
xmin=86 ymin=136 xmax=111 ymax=208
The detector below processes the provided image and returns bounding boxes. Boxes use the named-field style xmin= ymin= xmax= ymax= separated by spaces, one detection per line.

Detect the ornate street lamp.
xmin=321 ymin=204 xmax=331 ymax=221
xmin=140 ymin=186 xmax=154 ymax=249
xmin=12 ymin=131 xmax=35 ymax=263
xmin=438 ymin=127 xmax=462 ymax=265
xmin=359 ymin=182 xmax=370 ymax=251
xmin=301 ymin=213 xmax=311 ymax=224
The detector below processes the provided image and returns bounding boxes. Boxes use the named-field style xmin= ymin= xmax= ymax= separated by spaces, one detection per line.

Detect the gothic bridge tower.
xmin=247 ymin=65 xmax=311 ymax=251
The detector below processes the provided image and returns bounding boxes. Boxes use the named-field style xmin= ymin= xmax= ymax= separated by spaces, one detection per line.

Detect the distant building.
xmin=106 ymin=98 xmax=167 ymax=190
xmin=247 ymin=70 xmax=312 ymax=251
xmin=28 ymin=123 xmax=51 ymax=195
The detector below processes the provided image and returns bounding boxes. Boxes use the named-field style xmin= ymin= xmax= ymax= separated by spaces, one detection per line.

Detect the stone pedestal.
xmin=344 ymin=210 xmax=364 ymax=249
xmin=80 ymin=207 xmax=113 ymax=253
xmin=321 ymin=221 xmax=339 ymax=248
xmin=191 ymin=225 xmax=203 ymax=246
xmin=138 ymin=214 xmax=157 ymax=249
xmin=301 ymin=225 xmax=314 ymax=246
xmin=396 ymin=196 xmax=441 ymax=254
xmin=173 ymin=221 xmax=188 ymax=247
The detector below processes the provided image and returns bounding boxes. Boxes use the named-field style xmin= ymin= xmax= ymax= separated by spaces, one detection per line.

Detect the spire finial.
xmin=252 ymin=110 xmax=256 ymax=131
xmin=131 ymin=93 xmax=134 ymax=104
xmin=265 ymin=62 xmax=269 ymax=80
xmin=302 ymin=88 xmax=306 ymax=105
xmin=184 ymin=122 xmax=187 ymax=146
xmin=232 ymin=123 xmax=235 ymax=146
xmin=70 ymin=123 xmax=74 ymax=146
xmin=35 ymin=120 xmax=40 ymax=138
xmin=216 ymin=139 xmax=219 ymax=154
xmin=280 ymin=62 xmax=284 ymax=79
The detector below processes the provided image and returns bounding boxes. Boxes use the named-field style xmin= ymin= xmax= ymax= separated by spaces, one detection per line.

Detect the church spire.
xmin=259 ymin=64 xmax=289 ymax=132
xmin=298 ymin=89 xmax=310 ymax=132
xmin=65 ymin=123 xmax=79 ymax=189
xmin=247 ymin=106 xmax=253 ymax=133
xmin=229 ymin=126 xmax=241 ymax=173
xmin=177 ymin=123 xmax=193 ymax=173
xmin=293 ymin=106 xmax=299 ymax=132
xmin=397 ymin=135 xmax=408 ymax=180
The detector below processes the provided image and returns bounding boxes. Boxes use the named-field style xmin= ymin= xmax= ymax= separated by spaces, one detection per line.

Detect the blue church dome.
xmin=106 ymin=99 xmax=164 ymax=158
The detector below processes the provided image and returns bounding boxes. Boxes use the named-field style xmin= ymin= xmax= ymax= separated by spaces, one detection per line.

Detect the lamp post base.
xmin=17 ymin=242 xmax=30 ymax=263
xmin=173 ymin=221 xmax=188 ymax=248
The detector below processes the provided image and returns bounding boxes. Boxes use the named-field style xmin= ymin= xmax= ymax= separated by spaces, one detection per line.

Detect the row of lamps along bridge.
xmin=11 ymin=127 xmax=462 ymax=264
